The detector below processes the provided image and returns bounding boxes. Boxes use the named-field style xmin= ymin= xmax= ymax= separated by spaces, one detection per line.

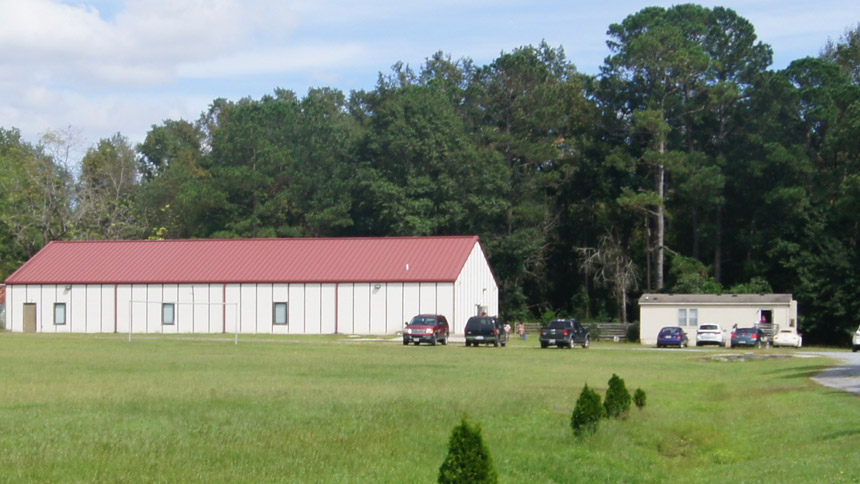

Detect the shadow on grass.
xmin=763 ymin=364 xmax=834 ymax=379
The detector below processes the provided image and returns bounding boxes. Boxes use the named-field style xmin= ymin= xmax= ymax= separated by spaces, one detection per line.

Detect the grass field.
xmin=0 ymin=334 xmax=857 ymax=483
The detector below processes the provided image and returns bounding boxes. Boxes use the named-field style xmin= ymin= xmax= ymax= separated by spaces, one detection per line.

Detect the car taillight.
xmin=751 ymin=333 xmax=758 ymax=339
xmin=493 ymin=328 xmax=498 ymax=335
xmin=731 ymin=332 xmax=737 ymax=338
xmin=563 ymin=330 xmax=569 ymax=336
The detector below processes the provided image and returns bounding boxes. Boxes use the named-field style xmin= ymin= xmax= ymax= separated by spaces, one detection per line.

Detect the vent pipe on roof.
xmin=406 ymin=264 xmax=410 ymax=271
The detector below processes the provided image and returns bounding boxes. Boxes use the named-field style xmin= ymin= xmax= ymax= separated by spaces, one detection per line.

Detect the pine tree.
xmin=438 ymin=416 xmax=498 ymax=484
xmin=604 ymin=373 xmax=632 ymax=418
xmin=571 ymin=383 xmax=606 ymax=436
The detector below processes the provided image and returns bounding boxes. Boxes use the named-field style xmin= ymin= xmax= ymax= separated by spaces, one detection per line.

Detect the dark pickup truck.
xmin=539 ymin=319 xmax=590 ymax=349
xmin=464 ymin=316 xmax=507 ymax=347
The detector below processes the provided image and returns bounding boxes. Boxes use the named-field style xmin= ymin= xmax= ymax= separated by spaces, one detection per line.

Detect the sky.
xmin=1 ymin=0 xmax=858 ymax=154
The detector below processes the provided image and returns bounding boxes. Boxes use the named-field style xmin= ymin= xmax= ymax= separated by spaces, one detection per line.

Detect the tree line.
xmin=1 ymin=5 xmax=858 ymax=344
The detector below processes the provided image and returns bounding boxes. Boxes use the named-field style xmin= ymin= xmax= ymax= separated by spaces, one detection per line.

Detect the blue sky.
xmin=1 ymin=0 xmax=858 ymax=152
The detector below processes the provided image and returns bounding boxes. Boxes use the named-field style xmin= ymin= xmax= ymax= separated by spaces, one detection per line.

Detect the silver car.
xmin=695 ymin=324 xmax=725 ymax=347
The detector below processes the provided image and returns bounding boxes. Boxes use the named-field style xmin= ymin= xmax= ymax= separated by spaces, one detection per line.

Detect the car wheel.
xmin=431 ymin=335 xmax=437 ymax=346
xmin=568 ymin=338 xmax=575 ymax=349
xmin=583 ymin=336 xmax=590 ymax=349
xmin=756 ymin=340 xmax=762 ymax=349
xmin=403 ymin=340 xmax=408 ymax=346
xmin=441 ymin=333 xmax=448 ymax=345
xmin=493 ymin=340 xmax=499 ymax=347
xmin=854 ymin=346 xmax=858 ymax=353
xmin=680 ymin=341 xmax=686 ymax=348
xmin=540 ymin=342 xmax=548 ymax=349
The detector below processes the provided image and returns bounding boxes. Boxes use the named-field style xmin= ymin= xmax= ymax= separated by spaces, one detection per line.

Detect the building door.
xmin=23 ymin=303 xmax=36 ymax=333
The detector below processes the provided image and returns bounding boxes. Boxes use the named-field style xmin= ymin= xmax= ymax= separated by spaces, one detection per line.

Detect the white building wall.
xmin=337 ymin=283 xmax=354 ymax=334
xmin=256 ymin=284 xmax=273 ymax=334
xmin=305 ymin=284 xmax=321 ymax=334
xmin=321 ymin=284 xmax=336 ymax=333
xmin=369 ymin=284 xmax=386 ymax=333
xmin=418 ymin=283 xmax=436 ymax=315
xmin=100 ymin=285 xmax=115 ymax=333
xmin=84 ymin=285 xmax=101 ymax=333
xmin=453 ymin=242 xmax=499 ymax=334
xmin=436 ymin=283 xmax=454 ymax=329
xmin=289 ymin=284 xmax=304 ymax=333
xmin=273 ymin=284 xmax=289 ymax=335
xmin=403 ymin=283 xmax=420 ymax=325
xmin=353 ymin=284 xmax=371 ymax=333
xmin=387 ymin=283 xmax=405 ymax=332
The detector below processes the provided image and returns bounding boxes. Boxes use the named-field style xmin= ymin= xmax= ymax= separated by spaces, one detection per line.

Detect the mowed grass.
xmin=0 ymin=335 xmax=858 ymax=483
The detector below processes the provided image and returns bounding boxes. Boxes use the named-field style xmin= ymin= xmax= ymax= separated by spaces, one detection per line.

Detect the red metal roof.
xmin=4 ymin=236 xmax=483 ymax=285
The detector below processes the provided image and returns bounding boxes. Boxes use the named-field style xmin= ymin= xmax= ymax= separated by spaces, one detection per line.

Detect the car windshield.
xmin=547 ymin=320 xmax=571 ymax=329
xmin=409 ymin=317 xmax=435 ymax=325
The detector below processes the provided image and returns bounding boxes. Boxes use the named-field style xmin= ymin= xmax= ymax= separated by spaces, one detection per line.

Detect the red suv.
xmin=403 ymin=314 xmax=450 ymax=346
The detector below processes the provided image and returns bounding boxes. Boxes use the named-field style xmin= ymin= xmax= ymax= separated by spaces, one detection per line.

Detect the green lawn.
xmin=0 ymin=334 xmax=857 ymax=483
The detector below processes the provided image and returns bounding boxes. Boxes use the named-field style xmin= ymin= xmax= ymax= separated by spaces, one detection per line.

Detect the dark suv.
xmin=539 ymin=319 xmax=590 ymax=349
xmin=464 ymin=316 xmax=507 ymax=347
xmin=403 ymin=314 xmax=449 ymax=346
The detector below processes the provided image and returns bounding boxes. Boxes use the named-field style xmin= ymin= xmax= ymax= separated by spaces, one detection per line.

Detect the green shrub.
xmin=438 ymin=416 xmax=498 ymax=484
xmin=571 ymin=383 xmax=606 ymax=437
xmin=633 ymin=387 xmax=647 ymax=409
xmin=604 ymin=373 xmax=632 ymax=418
xmin=587 ymin=323 xmax=601 ymax=341
xmin=626 ymin=322 xmax=640 ymax=343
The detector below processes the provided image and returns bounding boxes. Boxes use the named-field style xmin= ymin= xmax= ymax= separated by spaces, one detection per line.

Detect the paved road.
xmin=808 ymin=351 xmax=860 ymax=396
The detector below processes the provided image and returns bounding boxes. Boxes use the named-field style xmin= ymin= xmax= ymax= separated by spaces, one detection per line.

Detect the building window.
xmin=678 ymin=309 xmax=687 ymax=326
xmin=689 ymin=309 xmax=698 ymax=327
xmin=162 ymin=303 xmax=175 ymax=325
xmin=273 ymin=302 xmax=288 ymax=325
xmin=54 ymin=303 xmax=66 ymax=325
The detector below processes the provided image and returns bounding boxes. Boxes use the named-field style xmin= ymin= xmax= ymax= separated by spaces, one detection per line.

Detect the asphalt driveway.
xmin=808 ymin=351 xmax=860 ymax=396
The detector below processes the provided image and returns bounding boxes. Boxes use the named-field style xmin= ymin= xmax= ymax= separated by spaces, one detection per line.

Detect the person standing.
xmin=504 ymin=322 xmax=511 ymax=340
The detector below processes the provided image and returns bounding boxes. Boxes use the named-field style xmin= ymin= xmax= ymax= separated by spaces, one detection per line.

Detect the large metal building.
xmin=4 ymin=236 xmax=498 ymax=335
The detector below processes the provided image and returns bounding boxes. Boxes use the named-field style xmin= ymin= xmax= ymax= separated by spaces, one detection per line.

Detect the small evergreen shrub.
xmin=438 ymin=416 xmax=498 ymax=484
xmin=570 ymin=383 xmax=606 ymax=437
xmin=633 ymin=387 xmax=647 ymax=409
xmin=604 ymin=373 xmax=632 ymax=418
xmin=587 ymin=323 xmax=601 ymax=341
xmin=626 ymin=322 xmax=640 ymax=343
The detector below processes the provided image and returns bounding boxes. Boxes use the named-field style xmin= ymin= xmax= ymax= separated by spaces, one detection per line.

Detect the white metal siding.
xmin=403 ymin=283 xmax=420 ymax=324
xmin=353 ymin=284 xmax=371 ymax=333
xmin=337 ymin=283 xmax=354 ymax=334
xmin=305 ymin=284 xmax=322 ymax=334
xmin=370 ymin=284 xmax=386 ymax=333
xmin=321 ymin=284 xmax=336 ymax=333
xmin=453 ymin=242 xmax=498 ymax=333
xmin=289 ymin=284 xmax=304 ymax=333
xmin=386 ymin=284 xmax=404 ymax=332
xmin=436 ymin=283 xmax=454 ymax=328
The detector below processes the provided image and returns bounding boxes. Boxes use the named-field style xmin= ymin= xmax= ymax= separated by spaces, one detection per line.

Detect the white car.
xmin=695 ymin=324 xmax=725 ymax=347
xmin=853 ymin=326 xmax=860 ymax=352
xmin=772 ymin=329 xmax=802 ymax=348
